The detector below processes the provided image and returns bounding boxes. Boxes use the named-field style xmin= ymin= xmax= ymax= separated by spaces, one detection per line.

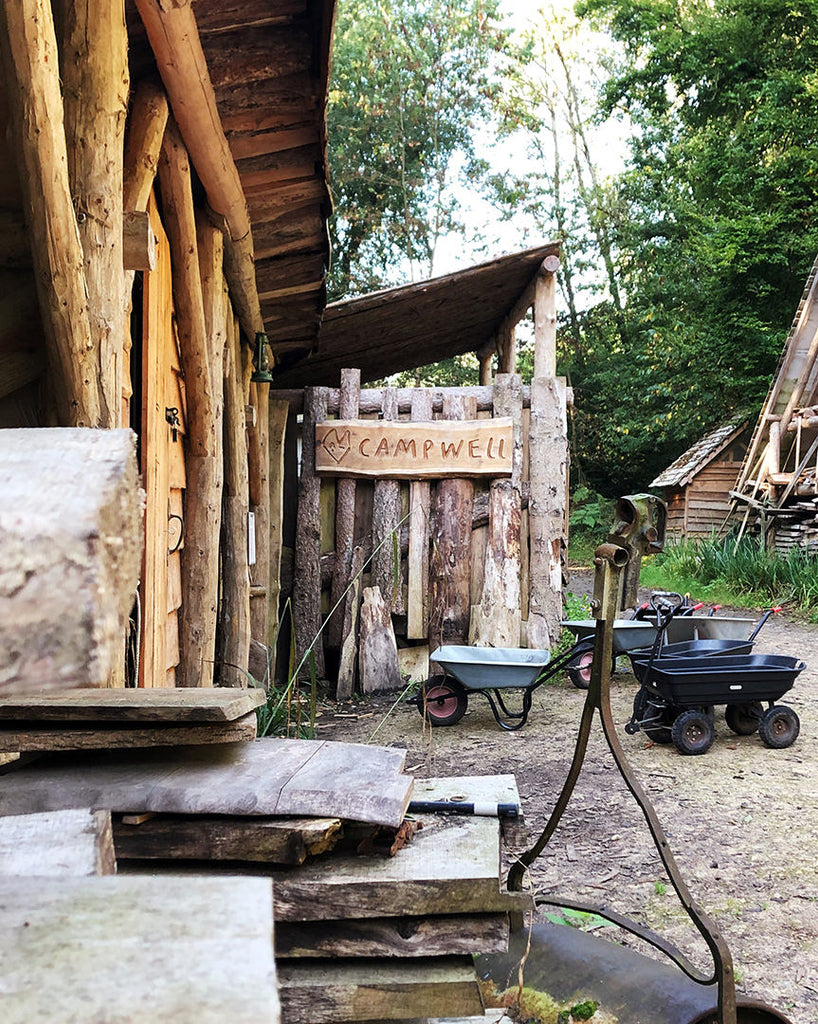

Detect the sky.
xmin=430 ymin=0 xmax=629 ymax=279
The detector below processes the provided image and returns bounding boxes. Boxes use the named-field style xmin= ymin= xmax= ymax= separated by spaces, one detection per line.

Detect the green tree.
xmin=326 ymin=0 xmax=508 ymax=299
xmin=571 ymin=0 xmax=818 ymax=489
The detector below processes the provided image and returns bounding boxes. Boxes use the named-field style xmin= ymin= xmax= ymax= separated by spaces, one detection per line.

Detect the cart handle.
xmin=748 ymin=605 xmax=783 ymax=641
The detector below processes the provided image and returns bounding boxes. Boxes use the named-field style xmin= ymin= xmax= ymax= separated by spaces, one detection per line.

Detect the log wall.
xmin=283 ymin=373 xmax=567 ymax=695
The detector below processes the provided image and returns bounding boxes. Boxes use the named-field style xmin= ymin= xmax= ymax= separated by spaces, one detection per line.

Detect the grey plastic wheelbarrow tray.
xmin=664 ymin=614 xmax=755 ymax=643
xmin=561 ymin=619 xmax=658 ymax=654
xmin=631 ymin=653 xmax=805 ymax=706
xmin=430 ymin=645 xmax=552 ymax=690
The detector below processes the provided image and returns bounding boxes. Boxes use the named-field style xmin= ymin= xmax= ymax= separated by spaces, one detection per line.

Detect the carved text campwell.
xmin=315 ymin=419 xmax=513 ymax=479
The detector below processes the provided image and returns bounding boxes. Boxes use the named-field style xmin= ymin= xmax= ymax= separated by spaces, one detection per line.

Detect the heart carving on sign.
xmin=320 ymin=427 xmax=351 ymax=464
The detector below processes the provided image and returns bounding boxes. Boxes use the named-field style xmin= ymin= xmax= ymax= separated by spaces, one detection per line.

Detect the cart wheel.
xmin=642 ymin=712 xmax=674 ymax=744
xmin=671 ymin=710 xmax=715 ymax=756
xmin=567 ymin=650 xmax=593 ymax=689
xmin=418 ymin=676 xmax=468 ymax=727
xmin=758 ymin=706 xmax=800 ymax=749
xmin=725 ymin=701 xmax=763 ymax=736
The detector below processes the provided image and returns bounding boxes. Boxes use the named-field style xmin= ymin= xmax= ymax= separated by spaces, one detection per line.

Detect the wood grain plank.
xmin=0 ymin=739 xmax=411 ymax=826
xmin=0 ymin=713 xmax=258 ymax=753
xmin=277 ymin=957 xmax=482 ymax=1024
xmin=272 ymin=815 xmax=528 ymax=921
xmin=0 ymin=809 xmax=115 ymax=877
xmin=113 ymin=813 xmax=342 ymax=864
xmin=275 ymin=913 xmax=508 ymax=959
xmin=0 ymin=687 xmax=264 ymax=722
xmin=0 ymin=875 xmax=279 ymax=1024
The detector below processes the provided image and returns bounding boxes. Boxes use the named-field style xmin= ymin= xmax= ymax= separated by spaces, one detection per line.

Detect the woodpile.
xmin=0 ymin=682 xmax=528 ymax=1024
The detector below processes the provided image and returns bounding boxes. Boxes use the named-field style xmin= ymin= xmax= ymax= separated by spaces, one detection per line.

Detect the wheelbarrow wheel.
xmin=567 ymin=650 xmax=593 ymax=689
xmin=671 ymin=709 xmax=715 ymax=756
xmin=725 ymin=701 xmax=763 ymax=736
xmin=758 ymin=705 xmax=800 ymax=749
xmin=418 ymin=676 xmax=468 ymax=727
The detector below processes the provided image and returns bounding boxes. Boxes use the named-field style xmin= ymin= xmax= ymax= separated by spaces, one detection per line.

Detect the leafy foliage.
xmin=326 ymin=0 xmax=509 ymax=298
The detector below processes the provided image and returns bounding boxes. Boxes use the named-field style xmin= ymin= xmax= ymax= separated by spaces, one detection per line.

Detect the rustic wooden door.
xmin=138 ymin=195 xmax=186 ymax=687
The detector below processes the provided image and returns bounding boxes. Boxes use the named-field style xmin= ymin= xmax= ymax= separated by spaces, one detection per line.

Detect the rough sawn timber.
xmin=275 ymin=913 xmax=509 ymax=959
xmin=407 ymin=389 xmax=433 ymax=639
xmin=0 ymin=429 xmax=142 ymax=695
xmin=0 ymin=808 xmax=115 ymax=877
xmin=0 ymin=738 xmax=413 ymax=827
xmin=358 ymin=586 xmax=401 ymax=693
xmin=328 ymin=367 xmax=361 ymax=649
xmin=113 ymin=813 xmax=343 ymax=865
xmin=277 ymin=957 xmax=483 ymax=1024
xmin=271 ymin=815 xmax=528 ymax=921
xmin=0 ymin=875 xmax=280 ymax=1024
xmin=0 ymin=686 xmax=264 ymax=722
xmin=371 ymin=388 xmax=403 ymax=612
xmin=0 ymin=714 xmax=258 ymax=753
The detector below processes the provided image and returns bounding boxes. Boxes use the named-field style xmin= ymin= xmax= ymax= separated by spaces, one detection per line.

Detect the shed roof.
xmin=127 ymin=0 xmax=334 ymax=354
xmin=272 ymin=242 xmax=561 ymax=387
xmin=651 ymin=421 xmax=747 ymax=489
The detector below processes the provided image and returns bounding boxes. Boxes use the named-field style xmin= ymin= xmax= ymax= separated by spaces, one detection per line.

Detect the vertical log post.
xmin=248 ymin=382 xmax=270 ymax=654
xmin=267 ymin=396 xmax=290 ymax=674
xmin=57 ymin=0 xmax=129 ymax=429
xmin=220 ymin=307 xmax=251 ymax=686
xmin=293 ymin=387 xmax=327 ymax=680
xmin=372 ymin=388 xmax=404 ymax=615
xmin=328 ymin=368 xmax=361 ymax=648
xmin=359 ymin=586 xmax=401 ymax=694
xmin=472 ymin=374 xmax=523 ymax=647
xmin=158 ymin=118 xmax=222 ymax=687
xmin=336 ymin=544 xmax=365 ymax=700
xmin=0 ymin=0 xmax=101 ymax=426
xmin=528 ymin=256 xmax=567 ymax=647
xmin=407 ymin=389 xmax=433 ymax=640
xmin=428 ymin=395 xmax=476 ymax=651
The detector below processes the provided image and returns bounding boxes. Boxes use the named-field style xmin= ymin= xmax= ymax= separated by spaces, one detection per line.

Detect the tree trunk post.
xmin=406 ymin=389 xmax=433 ymax=640
xmin=0 ymin=0 xmax=101 ymax=426
xmin=372 ymin=388 xmax=404 ymax=615
xmin=157 ymin=118 xmax=222 ymax=687
xmin=57 ymin=0 xmax=129 ymax=429
xmin=293 ymin=387 xmax=327 ymax=680
xmin=428 ymin=395 xmax=476 ymax=651
xmin=328 ymin=368 xmax=361 ymax=648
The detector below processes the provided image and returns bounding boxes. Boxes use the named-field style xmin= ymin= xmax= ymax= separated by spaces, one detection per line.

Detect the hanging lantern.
xmin=251 ymin=331 xmax=274 ymax=384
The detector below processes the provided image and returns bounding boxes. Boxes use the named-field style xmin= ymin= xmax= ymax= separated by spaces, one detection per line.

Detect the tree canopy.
xmin=326 ymin=0 xmax=818 ymax=494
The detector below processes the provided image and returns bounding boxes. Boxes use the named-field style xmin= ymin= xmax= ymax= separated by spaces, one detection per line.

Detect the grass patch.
xmin=640 ymin=535 xmax=818 ymax=618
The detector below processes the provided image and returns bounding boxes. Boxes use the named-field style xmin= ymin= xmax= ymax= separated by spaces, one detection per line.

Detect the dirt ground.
xmin=316 ymin=573 xmax=818 ymax=1023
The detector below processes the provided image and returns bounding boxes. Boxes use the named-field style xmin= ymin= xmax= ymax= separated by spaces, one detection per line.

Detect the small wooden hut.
xmin=651 ymin=422 xmax=748 ymax=540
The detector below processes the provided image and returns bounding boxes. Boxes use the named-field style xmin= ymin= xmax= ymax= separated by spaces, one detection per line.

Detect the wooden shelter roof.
xmin=651 ymin=421 xmax=747 ymax=490
xmin=272 ymin=243 xmax=561 ymax=387
xmin=126 ymin=0 xmax=334 ymax=353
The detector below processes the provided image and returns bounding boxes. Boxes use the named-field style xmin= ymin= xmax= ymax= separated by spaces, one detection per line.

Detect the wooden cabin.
xmin=0 ymin=0 xmax=333 ymax=689
xmin=651 ymin=422 xmax=748 ymax=540
xmin=730 ymin=254 xmax=818 ymax=552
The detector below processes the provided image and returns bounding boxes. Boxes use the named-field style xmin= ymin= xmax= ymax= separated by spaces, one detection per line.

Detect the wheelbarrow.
xmin=626 ymin=597 xmax=802 ymax=754
xmin=626 ymin=605 xmax=783 ymax=683
xmin=560 ymin=618 xmax=657 ymax=688
xmin=409 ymin=638 xmax=595 ymax=730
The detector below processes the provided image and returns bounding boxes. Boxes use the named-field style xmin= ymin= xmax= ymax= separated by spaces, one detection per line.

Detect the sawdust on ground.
xmin=316 ymin=572 xmax=818 ymax=1023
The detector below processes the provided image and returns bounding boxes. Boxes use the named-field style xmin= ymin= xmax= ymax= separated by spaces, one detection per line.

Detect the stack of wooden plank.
xmin=0 ymin=686 xmax=265 ymax=752
xmin=0 ymin=808 xmax=281 ymax=1024
xmin=0 ymin=724 xmax=527 ymax=1024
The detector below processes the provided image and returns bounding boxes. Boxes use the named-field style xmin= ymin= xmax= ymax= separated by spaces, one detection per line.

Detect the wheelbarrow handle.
xmin=748 ymin=605 xmax=783 ymax=641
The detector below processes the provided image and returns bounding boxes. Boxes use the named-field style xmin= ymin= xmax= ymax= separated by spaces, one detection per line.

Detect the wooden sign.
xmin=315 ymin=418 xmax=513 ymax=479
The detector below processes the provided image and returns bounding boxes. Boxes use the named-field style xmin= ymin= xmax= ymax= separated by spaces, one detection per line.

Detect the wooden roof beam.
xmin=135 ymin=0 xmax=264 ymax=339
